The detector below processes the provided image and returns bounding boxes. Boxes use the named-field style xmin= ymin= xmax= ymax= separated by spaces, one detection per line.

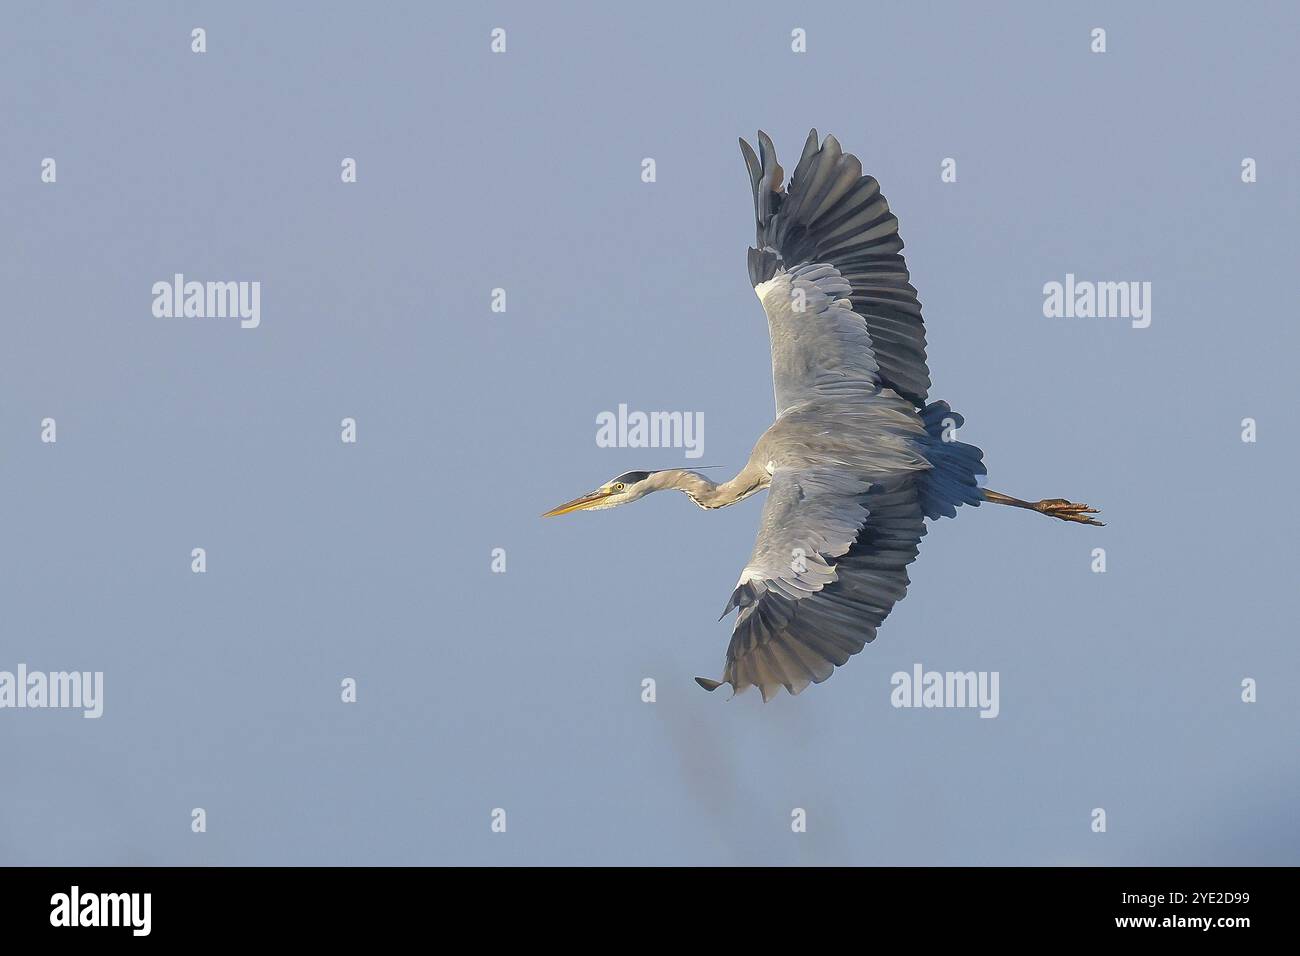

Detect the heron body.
xmin=545 ymin=130 xmax=1101 ymax=701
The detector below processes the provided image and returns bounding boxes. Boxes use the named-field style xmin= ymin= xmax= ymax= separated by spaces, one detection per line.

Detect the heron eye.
xmin=613 ymin=482 xmax=626 ymax=492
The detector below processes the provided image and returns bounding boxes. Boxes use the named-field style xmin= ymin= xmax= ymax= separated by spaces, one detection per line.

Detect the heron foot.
xmin=1033 ymin=498 xmax=1104 ymax=526
xmin=983 ymin=488 xmax=1104 ymax=526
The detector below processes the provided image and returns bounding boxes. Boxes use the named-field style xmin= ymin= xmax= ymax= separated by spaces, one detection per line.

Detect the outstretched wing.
xmin=706 ymin=471 xmax=926 ymax=701
xmin=741 ymin=130 xmax=931 ymax=408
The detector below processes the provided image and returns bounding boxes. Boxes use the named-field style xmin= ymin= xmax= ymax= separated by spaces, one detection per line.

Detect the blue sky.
xmin=1 ymin=1 xmax=1296 ymax=865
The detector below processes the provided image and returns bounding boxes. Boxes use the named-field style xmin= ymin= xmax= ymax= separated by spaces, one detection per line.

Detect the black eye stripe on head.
xmin=611 ymin=471 xmax=651 ymax=485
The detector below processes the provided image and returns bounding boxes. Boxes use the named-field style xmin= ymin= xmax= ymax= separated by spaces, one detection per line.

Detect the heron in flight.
xmin=545 ymin=130 xmax=1102 ymax=700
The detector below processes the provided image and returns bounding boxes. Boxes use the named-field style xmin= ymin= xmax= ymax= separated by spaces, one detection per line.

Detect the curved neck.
xmin=647 ymin=468 xmax=764 ymax=509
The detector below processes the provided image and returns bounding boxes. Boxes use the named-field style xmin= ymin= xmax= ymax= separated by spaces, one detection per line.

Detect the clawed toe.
xmin=1059 ymin=512 xmax=1105 ymax=526
xmin=1035 ymin=499 xmax=1104 ymax=526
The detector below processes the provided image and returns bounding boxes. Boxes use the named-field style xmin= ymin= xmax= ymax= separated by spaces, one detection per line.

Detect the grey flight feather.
xmin=741 ymin=129 xmax=931 ymax=408
xmin=720 ymin=474 xmax=927 ymax=701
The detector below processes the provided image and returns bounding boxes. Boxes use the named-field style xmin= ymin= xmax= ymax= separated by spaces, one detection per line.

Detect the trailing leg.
xmin=983 ymin=489 xmax=1103 ymax=526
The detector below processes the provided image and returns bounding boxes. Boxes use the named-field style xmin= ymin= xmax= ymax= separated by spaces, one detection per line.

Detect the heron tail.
xmin=918 ymin=401 xmax=987 ymax=519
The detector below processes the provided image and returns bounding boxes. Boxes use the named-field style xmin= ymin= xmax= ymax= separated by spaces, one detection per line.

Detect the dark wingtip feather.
xmin=695 ymin=677 xmax=724 ymax=692
xmin=755 ymin=131 xmax=783 ymax=186
xmin=739 ymin=137 xmax=761 ymax=189
xmin=719 ymin=582 xmax=757 ymax=620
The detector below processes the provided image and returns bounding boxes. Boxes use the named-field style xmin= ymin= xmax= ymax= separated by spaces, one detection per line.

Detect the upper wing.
xmin=709 ymin=470 xmax=926 ymax=701
xmin=741 ymin=130 xmax=931 ymax=408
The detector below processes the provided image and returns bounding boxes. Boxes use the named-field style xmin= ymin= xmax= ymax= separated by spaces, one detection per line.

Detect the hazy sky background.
xmin=2 ymin=2 xmax=1297 ymax=865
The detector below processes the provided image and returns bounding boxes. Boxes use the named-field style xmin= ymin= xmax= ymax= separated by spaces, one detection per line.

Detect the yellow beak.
xmin=541 ymin=491 xmax=610 ymax=518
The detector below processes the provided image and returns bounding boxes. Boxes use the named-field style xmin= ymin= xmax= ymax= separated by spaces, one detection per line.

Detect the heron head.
xmin=542 ymin=470 xmax=657 ymax=517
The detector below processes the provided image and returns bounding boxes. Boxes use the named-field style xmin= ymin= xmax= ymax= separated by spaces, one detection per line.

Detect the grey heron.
xmin=545 ymin=130 xmax=1102 ymax=701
